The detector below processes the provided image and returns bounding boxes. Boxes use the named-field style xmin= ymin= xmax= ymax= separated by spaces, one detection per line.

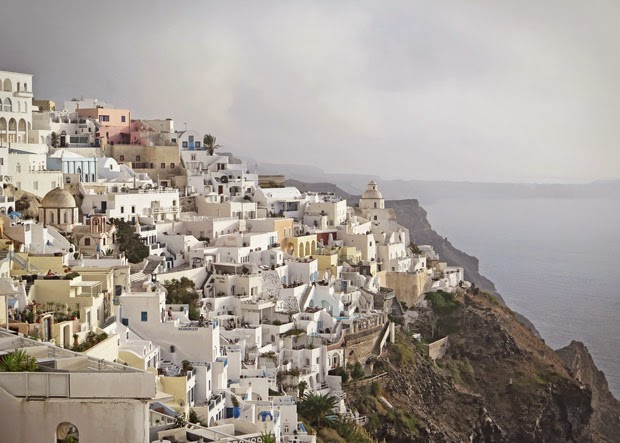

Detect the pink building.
xmin=77 ymin=107 xmax=131 ymax=145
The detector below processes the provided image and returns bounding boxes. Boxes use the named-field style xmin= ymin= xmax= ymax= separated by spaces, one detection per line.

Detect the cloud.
xmin=1 ymin=0 xmax=618 ymax=181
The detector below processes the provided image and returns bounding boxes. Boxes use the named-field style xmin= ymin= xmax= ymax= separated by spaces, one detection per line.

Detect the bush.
xmin=425 ymin=290 xmax=460 ymax=315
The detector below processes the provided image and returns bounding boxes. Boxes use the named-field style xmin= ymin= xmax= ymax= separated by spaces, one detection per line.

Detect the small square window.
xmin=121 ymin=115 xmax=126 ymax=123
xmin=141 ymin=311 xmax=148 ymax=322
xmin=170 ymin=163 xmax=175 ymax=169
xmin=182 ymin=141 xmax=188 ymax=148
xmin=160 ymin=163 xmax=165 ymax=169
xmin=120 ymin=207 xmax=125 ymax=214
xmin=136 ymin=155 xmax=140 ymax=161
xmin=120 ymin=155 xmax=125 ymax=161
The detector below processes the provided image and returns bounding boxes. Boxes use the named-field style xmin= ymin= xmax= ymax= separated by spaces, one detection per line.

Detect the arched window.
xmin=17 ymin=101 xmax=21 ymax=113
xmin=0 ymin=79 xmax=3 ymax=91
xmin=3 ymin=79 xmax=12 ymax=92
xmin=56 ymin=422 xmax=79 ymax=442
xmin=374 ymin=202 xmax=377 ymax=208
xmin=24 ymin=83 xmax=28 ymax=91
xmin=84 ymin=238 xmax=91 ymax=246
xmin=4 ymin=98 xmax=12 ymax=112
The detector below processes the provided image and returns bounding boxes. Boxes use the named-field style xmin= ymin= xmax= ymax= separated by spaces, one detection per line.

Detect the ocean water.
xmin=422 ymin=197 xmax=620 ymax=398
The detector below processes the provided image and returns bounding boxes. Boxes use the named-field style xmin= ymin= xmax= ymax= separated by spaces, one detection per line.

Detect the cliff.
xmin=346 ymin=291 xmax=620 ymax=442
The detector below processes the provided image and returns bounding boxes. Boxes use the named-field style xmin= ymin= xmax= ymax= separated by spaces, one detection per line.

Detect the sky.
xmin=1 ymin=0 xmax=619 ymax=182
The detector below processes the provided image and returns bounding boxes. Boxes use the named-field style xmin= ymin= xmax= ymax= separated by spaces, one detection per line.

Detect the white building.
xmin=0 ymin=329 xmax=156 ymax=443
xmin=7 ymin=149 xmax=64 ymax=197
xmin=0 ymin=70 xmax=33 ymax=145
xmin=30 ymin=109 xmax=98 ymax=147
xmin=81 ymin=187 xmax=180 ymax=223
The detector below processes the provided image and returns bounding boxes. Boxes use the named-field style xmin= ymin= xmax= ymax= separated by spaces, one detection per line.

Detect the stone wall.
xmin=386 ymin=271 xmax=428 ymax=307
xmin=426 ymin=336 xmax=449 ymax=361
xmin=344 ymin=326 xmax=384 ymax=365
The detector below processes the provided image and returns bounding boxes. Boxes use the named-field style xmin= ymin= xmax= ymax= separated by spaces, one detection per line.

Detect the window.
xmin=33 ymin=181 xmax=38 ymax=191
xmin=121 ymin=115 xmax=126 ymax=123
xmin=195 ymin=142 xmax=200 ymax=148
xmin=100 ymin=115 xmax=110 ymax=122
xmin=182 ymin=141 xmax=188 ymax=148
xmin=374 ymin=215 xmax=378 ymax=221
xmin=131 ymin=206 xmax=135 ymax=213
xmin=136 ymin=155 xmax=140 ymax=161
xmin=191 ymin=154 xmax=196 ymax=161
xmin=120 ymin=155 xmax=125 ymax=161
xmin=120 ymin=206 xmax=125 ymax=214
xmin=160 ymin=163 xmax=165 ymax=169
xmin=170 ymin=163 xmax=175 ymax=169
xmin=84 ymin=238 xmax=91 ymax=246
xmin=141 ymin=311 xmax=148 ymax=322
xmin=16 ymin=164 xmax=21 ymax=173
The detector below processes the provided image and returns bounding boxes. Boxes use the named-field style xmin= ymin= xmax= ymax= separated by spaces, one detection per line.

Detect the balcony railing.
xmin=14 ymin=90 xmax=33 ymax=98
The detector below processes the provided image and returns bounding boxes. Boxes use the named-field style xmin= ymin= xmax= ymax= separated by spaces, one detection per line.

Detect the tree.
xmin=349 ymin=361 xmax=365 ymax=381
xmin=0 ymin=349 xmax=38 ymax=372
xmin=163 ymin=277 xmax=200 ymax=320
xmin=50 ymin=132 xmax=59 ymax=148
xmin=110 ymin=218 xmax=149 ymax=263
xmin=203 ymin=133 xmax=221 ymax=155
xmin=297 ymin=392 xmax=338 ymax=427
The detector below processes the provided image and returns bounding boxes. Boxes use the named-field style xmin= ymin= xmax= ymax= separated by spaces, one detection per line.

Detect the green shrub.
xmin=425 ymin=290 xmax=460 ymax=315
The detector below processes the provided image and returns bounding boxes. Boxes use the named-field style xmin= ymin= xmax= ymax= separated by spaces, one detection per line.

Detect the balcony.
xmin=14 ymin=90 xmax=33 ymax=98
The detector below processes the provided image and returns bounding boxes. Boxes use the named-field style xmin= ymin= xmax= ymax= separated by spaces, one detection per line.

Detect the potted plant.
xmin=231 ymin=395 xmax=241 ymax=418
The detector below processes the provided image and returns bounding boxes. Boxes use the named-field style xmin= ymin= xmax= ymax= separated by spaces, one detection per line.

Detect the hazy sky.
xmin=2 ymin=1 xmax=619 ymax=182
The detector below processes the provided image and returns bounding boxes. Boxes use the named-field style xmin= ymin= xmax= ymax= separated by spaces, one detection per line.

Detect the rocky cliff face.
xmin=347 ymin=292 xmax=620 ymax=442
xmin=557 ymin=341 xmax=620 ymax=442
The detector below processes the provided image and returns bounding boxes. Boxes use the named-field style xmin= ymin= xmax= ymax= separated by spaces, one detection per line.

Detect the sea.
xmin=421 ymin=196 xmax=620 ymax=398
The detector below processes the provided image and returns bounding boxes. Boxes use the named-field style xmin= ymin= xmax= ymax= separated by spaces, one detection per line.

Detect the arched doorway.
xmin=56 ymin=422 xmax=79 ymax=442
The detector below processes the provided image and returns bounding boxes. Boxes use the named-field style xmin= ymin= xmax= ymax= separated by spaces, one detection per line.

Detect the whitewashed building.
xmin=0 ymin=70 xmax=33 ymax=145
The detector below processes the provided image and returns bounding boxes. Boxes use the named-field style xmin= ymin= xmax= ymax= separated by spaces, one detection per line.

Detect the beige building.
xmin=105 ymin=144 xmax=181 ymax=186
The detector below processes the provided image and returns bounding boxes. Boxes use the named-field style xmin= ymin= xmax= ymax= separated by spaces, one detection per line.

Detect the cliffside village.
xmin=0 ymin=69 xmax=465 ymax=443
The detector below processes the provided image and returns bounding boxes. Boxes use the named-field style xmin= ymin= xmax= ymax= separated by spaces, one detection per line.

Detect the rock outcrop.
xmin=557 ymin=341 xmax=620 ymax=442
xmin=347 ymin=292 xmax=620 ymax=442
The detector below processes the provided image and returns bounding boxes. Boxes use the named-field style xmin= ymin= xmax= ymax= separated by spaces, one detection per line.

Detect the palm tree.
xmin=203 ymin=133 xmax=221 ymax=155
xmin=297 ymin=392 xmax=339 ymax=427
xmin=0 ymin=349 xmax=38 ymax=372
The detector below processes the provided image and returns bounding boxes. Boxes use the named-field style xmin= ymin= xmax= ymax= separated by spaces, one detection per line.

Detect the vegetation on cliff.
xmin=341 ymin=289 xmax=620 ymax=442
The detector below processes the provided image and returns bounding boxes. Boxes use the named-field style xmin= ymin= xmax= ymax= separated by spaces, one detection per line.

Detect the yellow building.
xmin=281 ymin=234 xmax=317 ymax=258
xmin=316 ymin=248 xmax=339 ymax=275
xmin=339 ymin=246 xmax=362 ymax=264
